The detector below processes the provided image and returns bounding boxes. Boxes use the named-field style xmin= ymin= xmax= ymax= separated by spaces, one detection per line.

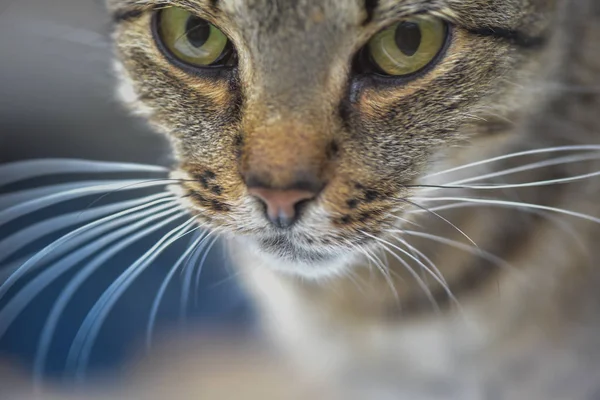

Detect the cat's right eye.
xmin=154 ymin=7 xmax=235 ymax=69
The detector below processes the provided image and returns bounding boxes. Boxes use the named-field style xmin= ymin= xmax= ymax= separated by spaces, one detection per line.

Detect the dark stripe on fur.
xmin=363 ymin=0 xmax=379 ymax=25
xmin=112 ymin=9 xmax=144 ymax=23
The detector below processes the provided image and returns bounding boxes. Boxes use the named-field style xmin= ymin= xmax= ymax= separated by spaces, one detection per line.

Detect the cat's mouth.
xmin=243 ymin=231 xmax=365 ymax=277
xmin=235 ymin=214 xmax=387 ymax=275
xmin=257 ymin=235 xmax=335 ymax=263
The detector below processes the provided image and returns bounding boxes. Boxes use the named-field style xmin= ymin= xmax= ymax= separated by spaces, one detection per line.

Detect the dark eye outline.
xmin=151 ymin=9 xmax=238 ymax=77
xmin=353 ymin=19 xmax=452 ymax=83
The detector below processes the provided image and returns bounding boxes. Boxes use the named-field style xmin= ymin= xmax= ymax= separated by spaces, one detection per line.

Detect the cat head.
xmin=108 ymin=0 xmax=565 ymax=277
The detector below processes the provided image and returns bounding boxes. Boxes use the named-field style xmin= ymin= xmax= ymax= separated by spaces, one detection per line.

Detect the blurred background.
xmin=0 ymin=0 xmax=252 ymax=387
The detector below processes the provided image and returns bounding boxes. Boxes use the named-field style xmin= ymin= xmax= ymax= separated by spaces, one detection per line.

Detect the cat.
xmin=105 ymin=0 xmax=600 ymax=398
xmin=9 ymin=0 xmax=600 ymax=398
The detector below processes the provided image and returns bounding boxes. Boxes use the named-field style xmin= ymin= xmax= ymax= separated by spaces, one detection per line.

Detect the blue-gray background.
xmin=0 ymin=0 xmax=252 ymax=381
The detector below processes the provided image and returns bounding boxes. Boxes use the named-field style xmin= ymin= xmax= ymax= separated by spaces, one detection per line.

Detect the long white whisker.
xmin=401 ymin=230 xmax=514 ymax=273
xmin=425 ymin=145 xmax=600 ymax=179
xmin=389 ymin=228 xmax=447 ymax=285
xmin=0 ymin=180 xmax=176 ymax=226
xmin=67 ymin=217 xmax=198 ymax=380
xmin=181 ymin=231 xmax=217 ymax=318
xmin=0 ymin=196 xmax=170 ymax=264
xmin=146 ymin=229 xmax=209 ymax=349
xmin=0 ymin=203 xmax=180 ymax=340
xmin=401 ymin=198 xmax=479 ymax=248
xmin=31 ymin=207 xmax=183 ymax=384
xmin=0 ymin=159 xmax=167 ymax=187
xmin=0 ymin=181 xmax=126 ymax=210
xmin=193 ymin=235 xmax=220 ymax=306
xmin=347 ymin=239 xmax=399 ymax=302
xmin=0 ymin=193 xmax=175 ymax=300
xmin=407 ymin=202 xmax=593 ymax=268
xmin=531 ymin=210 xmax=593 ymax=264
xmin=418 ymin=170 xmax=600 ymax=190
xmin=345 ymin=269 xmax=368 ymax=296
xmin=443 ymin=153 xmax=600 ymax=187
xmin=411 ymin=196 xmax=600 ymax=225
xmin=362 ymin=231 xmax=455 ymax=312
xmin=417 ymin=155 xmax=600 ymax=191
xmin=364 ymin=233 xmax=440 ymax=313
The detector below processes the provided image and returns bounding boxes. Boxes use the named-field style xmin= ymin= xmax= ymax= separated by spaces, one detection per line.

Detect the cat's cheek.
xmin=113 ymin=61 xmax=154 ymax=118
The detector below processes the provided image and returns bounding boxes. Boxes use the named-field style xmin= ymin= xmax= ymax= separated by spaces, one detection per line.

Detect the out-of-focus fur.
xmin=106 ymin=0 xmax=600 ymax=398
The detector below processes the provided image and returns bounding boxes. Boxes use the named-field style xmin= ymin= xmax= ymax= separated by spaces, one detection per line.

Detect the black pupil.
xmin=395 ymin=22 xmax=422 ymax=56
xmin=186 ymin=16 xmax=211 ymax=48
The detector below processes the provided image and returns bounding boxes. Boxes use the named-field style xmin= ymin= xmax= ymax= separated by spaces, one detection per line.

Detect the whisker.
xmin=390 ymin=230 xmax=448 ymax=285
xmin=193 ymin=235 xmax=220 ymax=306
xmin=0 ymin=181 xmax=121 ymax=210
xmin=67 ymin=217 xmax=198 ymax=380
xmin=30 ymin=207 xmax=184 ymax=383
xmin=179 ymin=234 xmax=214 ymax=321
xmin=531 ymin=210 xmax=593 ymax=266
xmin=401 ymin=230 xmax=515 ymax=273
xmin=406 ymin=171 xmax=600 ymax=190
xmin=0 ymin=258 xmax=25 ymax=283
xmin=410 ymin=196 xmax=600 ymax=225
xmin=393 ymin=214 xmax=421 ymax=227
xmin=362 ymin=231 xmax=457 ymax=312
xmin=346 ymin=239 xmax=399 ymax=302
xmin=344 ymin=269 xmax=368 ymax=296
xmin=0 ymin=180 xmax=175 ymax=226
xmin=361 ymin=232 xmax=440 ymax=313
xmin=146 ymin=229 xmax=209 ymax=349
xmin=410 ymin=154 xmax=600 ymax=191
xmin=400 ymin=198 xmax=479 ymax=248
xmin=398 ymin=237 xmax=429 ymax=283
xmin=82 ymin=178 xmax=195 ymax=213
xmin=462 ymin=113 xmax=488 ymax=122
xmin=0 ymin=203 xmax=181 ymax=340
xmin=425 ymin=145 xmax=600 ymax=179
xmin=444 ymin=153 xmax=600 ymax=187
xmin=407 ymin=201 xmax=594 ymax=268
xmin=0 ymin=196 xmax=171 ymax=264
xmin=0 ymin=193 xmax=175 ymax=300
xmin=0 ymin=159 xmax=167 ymax=188
xmin=203 ymin=270 xmax=243 ymax=292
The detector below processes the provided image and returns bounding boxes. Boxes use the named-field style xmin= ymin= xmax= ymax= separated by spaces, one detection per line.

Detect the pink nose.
xmin=248 ymin=187 xmax=317 ymax=228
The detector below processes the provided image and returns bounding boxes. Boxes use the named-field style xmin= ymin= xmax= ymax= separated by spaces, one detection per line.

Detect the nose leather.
xmin=248 ymin=187 xmax=316 ymax=228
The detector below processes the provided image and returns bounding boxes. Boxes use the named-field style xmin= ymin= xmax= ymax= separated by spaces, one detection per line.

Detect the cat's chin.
xmin=232 ymin=235 xmax=360 ymax=280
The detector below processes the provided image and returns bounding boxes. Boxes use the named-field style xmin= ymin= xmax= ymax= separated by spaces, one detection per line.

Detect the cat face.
xmin=109 ymin=0 xmax=561 ymax=276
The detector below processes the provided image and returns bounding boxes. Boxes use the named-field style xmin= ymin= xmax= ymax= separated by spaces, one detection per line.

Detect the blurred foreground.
xmin=3 ymin=332 xmax=337 ymax=400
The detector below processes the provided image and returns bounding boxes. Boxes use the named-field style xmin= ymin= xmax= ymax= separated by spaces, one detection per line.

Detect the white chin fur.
xmin=237 ymin=237 xmax=360 ymax=281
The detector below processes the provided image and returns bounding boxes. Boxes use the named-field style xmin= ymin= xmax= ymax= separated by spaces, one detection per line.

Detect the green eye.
xmin=157 ymin=7 xmax=233 ymax=67
xmin=367 ymin=17 xmax=447 ymax=76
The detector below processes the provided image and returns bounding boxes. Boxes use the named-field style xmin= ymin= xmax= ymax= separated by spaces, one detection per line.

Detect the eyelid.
xmin=112 ymin=3 xmax=168 ymax=23
xmin=113 ymin=2 xmax=216 ymax=25
xmin=112 ymin=8 xmax=146 ymax=23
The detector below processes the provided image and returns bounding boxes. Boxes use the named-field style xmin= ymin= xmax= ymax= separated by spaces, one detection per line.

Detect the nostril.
xmin=248 ymin=188 xmax=317 ymax=228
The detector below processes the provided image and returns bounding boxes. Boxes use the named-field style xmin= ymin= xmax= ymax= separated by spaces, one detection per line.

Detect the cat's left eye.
xmin=155 ymin=7 xmax=235 ymax=68
xmin=363 ymin=16 xmax=448 ymax=77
